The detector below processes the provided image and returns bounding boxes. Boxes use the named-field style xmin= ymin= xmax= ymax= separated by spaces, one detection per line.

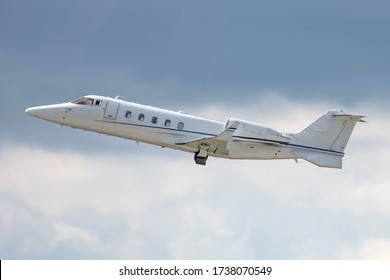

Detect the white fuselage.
xmin=27 ymin=94 xmax=363 ymax=168
xmin=26 ymin=95 xmax=296 ymax=161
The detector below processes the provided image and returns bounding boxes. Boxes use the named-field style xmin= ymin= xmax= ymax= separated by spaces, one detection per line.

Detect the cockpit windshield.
xmin=72 ymin=97 xmax=102 ymax=106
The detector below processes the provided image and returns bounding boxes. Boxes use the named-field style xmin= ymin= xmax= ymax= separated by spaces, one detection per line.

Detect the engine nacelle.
xmin=227 ymin=118 xmax=291 ymax=144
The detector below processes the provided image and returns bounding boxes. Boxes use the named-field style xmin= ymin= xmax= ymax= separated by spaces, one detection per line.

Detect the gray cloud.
xmin=2 ymin=0 xmax=389 ymax=105
xmin=2 ymin=0 xmax=389 ymax=146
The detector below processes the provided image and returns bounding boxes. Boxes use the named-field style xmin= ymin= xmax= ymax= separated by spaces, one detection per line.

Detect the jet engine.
xmin=227 ymin=118 xmax=291 ymax=144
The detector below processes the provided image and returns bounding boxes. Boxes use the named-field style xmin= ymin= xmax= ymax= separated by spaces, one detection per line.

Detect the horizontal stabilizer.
xmin=294 ymin=150 xmax=343 ymax=169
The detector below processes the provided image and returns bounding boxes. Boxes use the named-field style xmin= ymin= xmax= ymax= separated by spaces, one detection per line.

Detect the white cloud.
xmin=1 ymin=96 xmax=389 ymax=259
xmin=52 ymin=221 xmax=99 ymax=249
xmin=342 ymin=238 xmax=390 ymax=259
xmin=166 ymin=202 xmax=255 ymax=259
xmin=198 ymin=92 xmax=340 ymax=133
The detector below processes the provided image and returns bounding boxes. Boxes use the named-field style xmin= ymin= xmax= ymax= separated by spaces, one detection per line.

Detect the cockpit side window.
xmin=72 ymin=97 xmax=101 ymax=106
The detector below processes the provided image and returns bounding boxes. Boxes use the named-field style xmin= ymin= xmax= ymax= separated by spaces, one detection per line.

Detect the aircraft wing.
xmin=175 ymin=119 xmax=290 ymax=156
xmin=175 ymin=136 xmax=229 ymax=156
xmin=175 ymin=120 xmax=240 ymax=156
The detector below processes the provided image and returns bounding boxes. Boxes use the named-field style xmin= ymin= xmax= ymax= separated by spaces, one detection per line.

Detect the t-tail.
xmin=290 ymin=110 xmax=365 ymax=168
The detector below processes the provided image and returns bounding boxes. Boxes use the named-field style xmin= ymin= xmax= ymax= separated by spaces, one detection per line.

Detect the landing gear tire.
xmin=194 ymin=152 xmax=208 ymax=165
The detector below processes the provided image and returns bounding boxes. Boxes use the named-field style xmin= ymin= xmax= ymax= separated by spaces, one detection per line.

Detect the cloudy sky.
xmin=1 ymin=0 xmax=390 ymax=259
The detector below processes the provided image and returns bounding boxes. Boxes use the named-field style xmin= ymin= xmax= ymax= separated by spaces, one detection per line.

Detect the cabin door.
xmin=104 ymin=101 xmax=120 ymax=120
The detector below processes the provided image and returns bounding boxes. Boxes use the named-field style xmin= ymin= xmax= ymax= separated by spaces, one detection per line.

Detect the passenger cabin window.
xmin=164 ymin=119 xmax=171 ymax=127
xmin=151 ymin=116 xmax=158 ymax=124
xmin=138 ymin=114 xmax=145 ymax=121
xmin=72 ymin=97 xmax=101 ymax=106
xmin=177 ymin=122 xmax=184 ymax=130
xmin=125 ymin=111 xmax=132 ymax=119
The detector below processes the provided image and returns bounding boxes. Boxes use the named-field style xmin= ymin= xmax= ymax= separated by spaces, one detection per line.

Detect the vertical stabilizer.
xmin=291 ymin=111 xmax=365 ymax=168
xmin=293 ymin=110 xmax=365 ymax=153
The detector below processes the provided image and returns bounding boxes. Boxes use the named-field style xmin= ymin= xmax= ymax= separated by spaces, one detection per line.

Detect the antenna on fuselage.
xmin=114 ymin=95 xmax=125 ymax=100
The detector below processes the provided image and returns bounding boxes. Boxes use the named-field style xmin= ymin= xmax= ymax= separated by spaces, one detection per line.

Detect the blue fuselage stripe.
xmin=98 ymin=120 xmax=344 ymax=155
xmin=233 ymin=135 xmax=344 ymax=155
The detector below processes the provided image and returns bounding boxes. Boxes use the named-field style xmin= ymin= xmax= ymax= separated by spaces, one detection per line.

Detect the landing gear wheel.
xmin=194 ymin=152 xmax=208 ymax=165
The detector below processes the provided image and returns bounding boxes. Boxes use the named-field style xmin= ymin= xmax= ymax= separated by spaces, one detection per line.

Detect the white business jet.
xmin=26 ymin=95 xmax=364 ymax=168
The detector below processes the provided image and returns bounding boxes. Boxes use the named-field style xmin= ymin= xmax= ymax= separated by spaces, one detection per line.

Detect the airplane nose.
xmin=25 ymin=105 xmax=63 ymax=123
xmin=25 ymin=107 xmax=35 ymax=115
xmin=25 ymin=106 xmax=45 ymax=118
